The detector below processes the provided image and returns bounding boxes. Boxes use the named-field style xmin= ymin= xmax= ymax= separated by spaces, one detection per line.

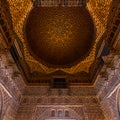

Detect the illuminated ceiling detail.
xmin=25 ymin=7 xmax=95 ymax=67
xmin=7 ymin=0 xmax=113 ymax=74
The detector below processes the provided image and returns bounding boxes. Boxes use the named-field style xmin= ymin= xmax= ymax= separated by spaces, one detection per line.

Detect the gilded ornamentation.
xmin=25 ymin=7 xmax=95 ymax=67
xmin=47 ymin=15 xmax=73 ymax=45
xmin=7 ymin=0 xmax=113 ymax=74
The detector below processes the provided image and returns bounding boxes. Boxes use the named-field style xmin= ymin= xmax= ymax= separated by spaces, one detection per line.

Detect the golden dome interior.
xmin=6 ymin=0 xmax=112 ymax=75
xmin=25 ymin=7 xmax=95 ymax=67
xmin=5 ymin=0 xmax=113 ymax=83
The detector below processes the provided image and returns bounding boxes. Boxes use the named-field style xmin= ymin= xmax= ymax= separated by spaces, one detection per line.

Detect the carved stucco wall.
xmin=94 ymin=53 xmax=120 ymax=120
xmin=15 ymin=86 xmax=105 ymax=120
xmin=0 ymin=86 xmax=14 ymax=120
xmin=0 ymin=32 xmax=26 ymax=120
xmin=100 ymin=89 xmax=119 ymax=120
xmin=0 ymin=54 xmax=25 ymax=120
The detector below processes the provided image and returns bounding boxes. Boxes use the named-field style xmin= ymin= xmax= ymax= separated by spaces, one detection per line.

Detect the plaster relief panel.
xmin=34 ymin=105 xmax=85 ymax=120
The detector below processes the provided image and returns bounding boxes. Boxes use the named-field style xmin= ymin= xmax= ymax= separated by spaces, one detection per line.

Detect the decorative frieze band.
xmin=21 ymin=96 xmax=98 ymax=105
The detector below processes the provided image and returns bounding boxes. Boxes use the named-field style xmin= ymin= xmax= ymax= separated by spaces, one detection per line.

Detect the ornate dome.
xmin=25 ymin=6 xmax=95 ymax=67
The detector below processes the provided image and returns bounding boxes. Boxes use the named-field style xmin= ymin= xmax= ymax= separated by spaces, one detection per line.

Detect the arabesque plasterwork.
xmin=6 ymin=0 xmax=112 ymax=74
